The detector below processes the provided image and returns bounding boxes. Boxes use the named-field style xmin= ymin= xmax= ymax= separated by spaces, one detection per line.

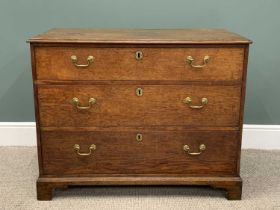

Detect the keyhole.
xmin=135 ymin=51 xmax=143 ymax=60
xmin=136 ymin=133 xmax=143 ymax=142
xmin=136 ymin=88 xmax=143 ymax=96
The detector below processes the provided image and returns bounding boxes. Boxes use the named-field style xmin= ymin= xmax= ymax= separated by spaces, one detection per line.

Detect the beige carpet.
xmin=0 ymin=147 xmax=279 ymax=210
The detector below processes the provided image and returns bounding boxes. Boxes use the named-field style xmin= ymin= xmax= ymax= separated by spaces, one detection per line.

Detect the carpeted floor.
xmin=0 ymin=147 xmax=279 ymax=210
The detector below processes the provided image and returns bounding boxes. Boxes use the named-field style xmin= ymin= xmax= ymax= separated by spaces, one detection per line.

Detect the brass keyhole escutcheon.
xmin=136 ymin=133 xmax=143 ymax=142
xmin=135 ymin=51 xmax=143 ymax=60
xmin=136 ymin=88 xmax=143 ymax=97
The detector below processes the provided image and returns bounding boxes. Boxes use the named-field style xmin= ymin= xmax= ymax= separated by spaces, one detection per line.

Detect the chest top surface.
xmin=28 ymin=28 xmax=251 ymax=44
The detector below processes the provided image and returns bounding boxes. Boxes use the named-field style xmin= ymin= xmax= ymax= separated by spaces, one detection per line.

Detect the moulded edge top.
xmin=27 ymin=28 xmax=252 ymax=45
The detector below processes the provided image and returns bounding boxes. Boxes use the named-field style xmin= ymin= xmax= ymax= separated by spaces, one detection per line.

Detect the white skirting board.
xmin=0 ymin=122 xmax=279 ymax=149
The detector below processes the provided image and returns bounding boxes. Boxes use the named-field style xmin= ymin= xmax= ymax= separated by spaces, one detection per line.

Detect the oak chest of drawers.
xmin=28 ymin=28 xmax=251 ymax=200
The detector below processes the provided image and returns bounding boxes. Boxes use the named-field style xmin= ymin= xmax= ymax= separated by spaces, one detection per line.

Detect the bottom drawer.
xmin=41 ymin=130 xmax=239 ymax=176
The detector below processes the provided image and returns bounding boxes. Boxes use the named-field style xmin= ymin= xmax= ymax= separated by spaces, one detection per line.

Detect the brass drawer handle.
xmin=183 ymin=144 xmax=206 ymax=156
xmin=186 ymin=55 xmax=210 ymax=68
xmin=74 ymin=144 xmax=96 ymax=156
xmin=72 ymin=97 xmax=96 ymax=110
xmin=71 ymin=55 xmax=94 ymax=68
xmin=183 ymin=97 xmax=208 ymax=109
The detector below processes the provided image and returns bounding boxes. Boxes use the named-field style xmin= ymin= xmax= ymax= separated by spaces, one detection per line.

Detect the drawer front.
xmin=38 ymin=85 xmax=241 ymax=127
xmin=35 ymin=47 xmax=244 ymax=81
xmin=41 ymin=131 xmax=239 ymax=175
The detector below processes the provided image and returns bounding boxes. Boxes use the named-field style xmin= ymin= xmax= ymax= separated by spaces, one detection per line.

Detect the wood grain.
xmin=28 ymin=28 xmax=252 ymax=44
xmin=35 ymin=47 xmax=244 ymax=81
xmin=37 ymin=84 xmax=241 ymax=127
xmin=37 ymin=176 xmax=242 ymax=200
xmin=41 ymin=130 xmax=239 ymax=175
xmin=30 ymin=45 xmax=44 ymax=175
xmin=236 ymin=47 xmax=250 ymax=174
xmin=41 ymin=126 xmax=239 ymax=132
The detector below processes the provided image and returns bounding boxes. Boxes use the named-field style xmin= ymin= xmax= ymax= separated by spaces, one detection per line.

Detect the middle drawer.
xmin=38 ymin=84 xmax=241 ymax=127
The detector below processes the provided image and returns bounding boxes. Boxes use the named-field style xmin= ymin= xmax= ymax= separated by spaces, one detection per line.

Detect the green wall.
xmin=0 ymin=0 xmax=279 ymax=124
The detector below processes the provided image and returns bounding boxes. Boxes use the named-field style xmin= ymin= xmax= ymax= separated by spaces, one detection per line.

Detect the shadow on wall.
xmin=244 ymin=89 xmax=271 ymax=124
xmin=0 ymin=52 xmax=34 ymax=121
xmin=244 ymin=45 xmax=276 ymax=124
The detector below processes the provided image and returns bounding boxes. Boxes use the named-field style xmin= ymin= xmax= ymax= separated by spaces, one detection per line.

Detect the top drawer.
xmin=34 ymin=47 xmax=244 ymax=81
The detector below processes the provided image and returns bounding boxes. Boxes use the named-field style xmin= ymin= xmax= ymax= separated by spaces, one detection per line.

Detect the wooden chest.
xmin=28 ymin=28 xmax=251 ymax=200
